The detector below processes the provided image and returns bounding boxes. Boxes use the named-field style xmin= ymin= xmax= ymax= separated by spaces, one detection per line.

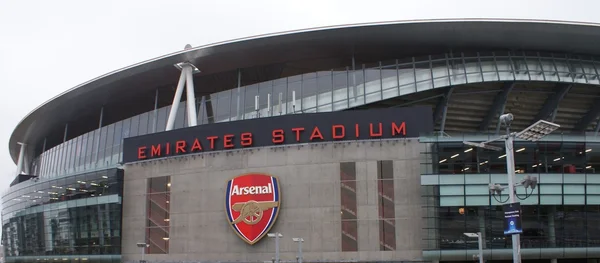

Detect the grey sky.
xmin=1 ymin=0 xmax=600 ymax=194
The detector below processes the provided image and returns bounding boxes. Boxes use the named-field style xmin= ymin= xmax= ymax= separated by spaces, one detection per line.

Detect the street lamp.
xmin=136 ymin=242 xmax=149 ymax=263
xmin=267 ymin=232 xmax=283 ymax=263
xmin=464 ymin=113 xmax=560 ymax=263
xmin=464 ymin=232 xmax=483 ymax=263
xmin=292 ymin=238 xmax=304 ymax=263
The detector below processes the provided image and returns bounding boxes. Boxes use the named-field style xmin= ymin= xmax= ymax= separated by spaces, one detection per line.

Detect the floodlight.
xmin=516 ymin=120 xmax=560 ymax=142
xmin=499 ymin=113 xmax=514 ymax=126
xmin=463 ymin=141 xmax=503 ymax=151
xmin=520 ymin=175 xmax=538 ymax=190
xmin=464 ymin=232 xmax=479 ymax=238
xmin=529 ymin=176 xmax=538 ymax=190
xmin=489 ymin=183 xmax=505 ymax=195
xmin=268 ymin=233 xmax=283 ymax=238
xmin=136 ymin=243 xmax=149 ymax=248
xmin=292 ymin=238 xmax=304 ymax=242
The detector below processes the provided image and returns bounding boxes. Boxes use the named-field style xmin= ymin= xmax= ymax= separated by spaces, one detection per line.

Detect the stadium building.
xmin=4 ymin=19 xmax=600 ymax=263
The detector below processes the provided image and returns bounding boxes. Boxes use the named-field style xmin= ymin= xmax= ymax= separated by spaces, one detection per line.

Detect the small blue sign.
xmin=503 ymin=202 xmax=523 ymax=235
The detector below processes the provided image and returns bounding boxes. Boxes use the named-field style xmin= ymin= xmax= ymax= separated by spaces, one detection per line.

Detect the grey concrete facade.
xmin=121 ymin=138 xmax=425 ymax=263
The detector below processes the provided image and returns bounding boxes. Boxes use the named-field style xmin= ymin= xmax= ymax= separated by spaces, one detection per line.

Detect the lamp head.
xmin=499 ymin=113 xmax=514 ymax=127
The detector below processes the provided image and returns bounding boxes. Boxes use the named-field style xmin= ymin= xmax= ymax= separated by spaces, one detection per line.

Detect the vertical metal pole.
xmin=166 ymin=69 xmax=187 ymax=131
xmin=267 ymin=93 xmax=271 ymax=116
xmin=292 ymin=90 xmax=296 ymax=113
xmin=141 ymin=246 xmax=145 ymax=263
xmin=16 ymin=142 xmax=26 ymax=176
xmin=352 ymin=55 xmax=357 ymax=100
xmin=477 ymin=232 xmax=483 ymax=263
xmin=275 ymin=234 xmax=280 ymax=263
xmin=505 ymin=129 xmax=521 ymax=263
xmin=298 ymin=240 xmax=303 ymax=263
xmin=184 ymin=65 xmax=198 ymax=127
xmin=278 ymin=93 xmax=283 ymax=115
xmin=255 ymin=95 xmax=260 ymax=118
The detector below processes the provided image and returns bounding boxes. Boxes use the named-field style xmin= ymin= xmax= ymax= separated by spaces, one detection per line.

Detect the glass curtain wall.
xmin=421 ymin=139 xmax=600 ymax=251
xmin=1 ymin=169 xmax=123 ymax=261
xmin=30 ymin=51 xmax=600 ymax=179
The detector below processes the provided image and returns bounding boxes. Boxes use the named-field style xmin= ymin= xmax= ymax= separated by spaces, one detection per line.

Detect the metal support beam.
xmin=16 ymin=142 xmax=26 ymax=176
xmin=433 ymin=87 xmax=455 ymax=132
xmin=98 ymin=107 xmax=104 ymax=128
xmin=22 ymin=150 xmax=30 ymax=174
xmin=575 ymin=97 xmax=600 ymax=131
xmin=166 ymin=69 xmax=187 ymax=131
xmin=479 ymin=82 xmax=514 ymax=132
xmin=63 ymin=123 xmax=69 ymax=142
xmin=42 ymin=138 xmax=47 ymax=153
xmin=184 ymin=65 xmax=198 ymax=126
xmin=533 ymin=83 xmax=572 ymax=123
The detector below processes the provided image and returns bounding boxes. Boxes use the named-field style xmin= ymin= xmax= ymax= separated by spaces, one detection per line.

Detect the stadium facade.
xmin=4 ymin=19 xmax=600 ymax=263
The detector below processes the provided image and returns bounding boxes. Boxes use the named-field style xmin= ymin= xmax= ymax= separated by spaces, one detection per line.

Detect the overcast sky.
xmin=1 ymin=0 xmax=600 ymax=194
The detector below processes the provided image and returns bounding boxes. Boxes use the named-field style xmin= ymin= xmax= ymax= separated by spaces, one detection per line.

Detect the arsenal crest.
xmin=225 ymin=173 xmax=281 ymax=245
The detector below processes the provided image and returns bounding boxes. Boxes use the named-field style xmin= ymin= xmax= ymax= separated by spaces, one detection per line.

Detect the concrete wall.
xmin=121 ymin=138 xmax=425 ymax=262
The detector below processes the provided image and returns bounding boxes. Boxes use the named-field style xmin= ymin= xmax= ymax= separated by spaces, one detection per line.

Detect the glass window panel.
xmin=85 ymin=130 xmax=95 ymax=169
xmin=381 ymin=61 xmax=399 ymax=100
xmin=301 ymin=75 xmax=317 ymax=111
xmin=216 ymin=90 xmax=232 ymax=122
xmin=317 ymin=71 xmax=333 ymax=110
xmin=174 ymin=102 xmax=186 ymax=129
xmin=138 ymin=112 xmax=150 ymax=136
xmin=111 ymin=121 xmax=123 ymax=165
xmin=287 ymin=80 xmax=301 ymax=114
xmin=156 ymin=106 xmax=169 ymax=133
xmin=332 ymin=70 xmax=349 ymax=111
xmin=244 ymin=84 xmax=259 ymax=119
xmin=349 ymin=66 xmax=365 ymax=107
xmin=258 ymin=81 xmax=272 ymax=117
xmin=129 ymin=114 xmax=140 ymax=137
xmin=272 ymin=79 xmax=287 ymax=116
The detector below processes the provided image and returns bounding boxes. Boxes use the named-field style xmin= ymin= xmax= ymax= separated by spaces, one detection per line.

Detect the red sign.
xmin=225 ymin=173 xmax=281 ymax=245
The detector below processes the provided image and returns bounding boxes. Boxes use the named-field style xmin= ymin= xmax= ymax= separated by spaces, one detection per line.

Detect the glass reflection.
xmin=422 ymin=204 xmax=600 ymax=250
xmin=1 ymin=169 xmax=123 ymax=258
xmin=426 ymin=141 xmax=600 ymax=175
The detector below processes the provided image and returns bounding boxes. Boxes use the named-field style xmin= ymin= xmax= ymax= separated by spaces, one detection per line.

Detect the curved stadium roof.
xmin=10 ymin=18 xmax=600 ymax=163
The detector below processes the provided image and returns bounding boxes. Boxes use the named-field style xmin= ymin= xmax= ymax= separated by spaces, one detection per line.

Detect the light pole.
xmin=464 ymin=113 xmax=560 ymax=263
xmin=292 ymin=238 xmax=304 ymax=263
xmin=464 ymin=232 xmax=483 ymax=263
xmin=267 ymin=232 xmax=283 ymax=263
xmin=136 ymin=242 xmax=149 ymax=263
